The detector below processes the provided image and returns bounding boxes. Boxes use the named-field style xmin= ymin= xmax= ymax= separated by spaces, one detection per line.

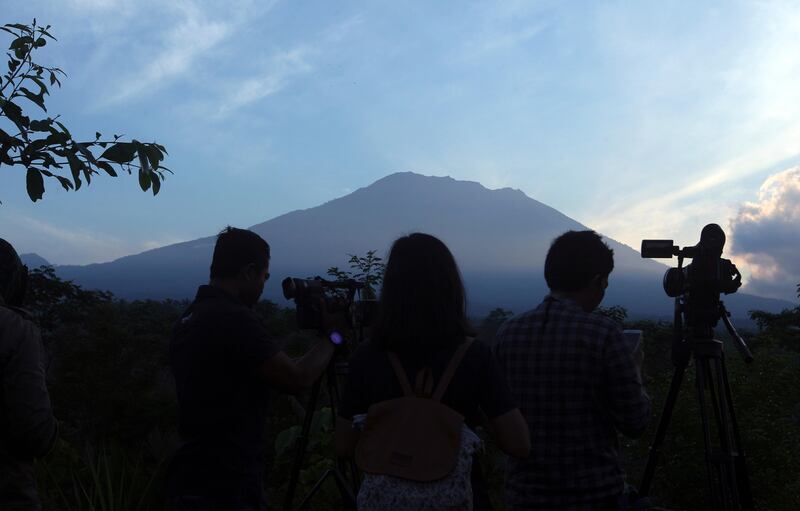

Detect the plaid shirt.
xmin=493 ymin=295 xmax=651 ymax=511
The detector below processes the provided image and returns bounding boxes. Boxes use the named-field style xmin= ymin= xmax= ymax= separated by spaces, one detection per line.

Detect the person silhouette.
xmin=0 ymin=239 xmax=58 ymax=511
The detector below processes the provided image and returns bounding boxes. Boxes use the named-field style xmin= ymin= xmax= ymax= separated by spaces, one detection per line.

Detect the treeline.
xmin=25 ymin=267 xmax=800 ymax=510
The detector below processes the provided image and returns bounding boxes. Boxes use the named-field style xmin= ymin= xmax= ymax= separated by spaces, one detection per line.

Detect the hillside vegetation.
xmin=25 ymin=267 xmax=799 ymax=510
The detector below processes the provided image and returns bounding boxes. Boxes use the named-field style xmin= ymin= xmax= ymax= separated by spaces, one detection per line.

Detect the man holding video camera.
xmin=167 ymin=227 xmax=342 ymax=511
xmin=493 ymin=230 xmax=651 ymax=511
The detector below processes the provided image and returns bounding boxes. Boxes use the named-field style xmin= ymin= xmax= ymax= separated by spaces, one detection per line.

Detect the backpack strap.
xmin=414 ymin=367 xmax=434 ymax=397
xmin=432 ymin=338 xmax=474 ymax=402
xmin=387 ymin=352 xmax=414 ymax=397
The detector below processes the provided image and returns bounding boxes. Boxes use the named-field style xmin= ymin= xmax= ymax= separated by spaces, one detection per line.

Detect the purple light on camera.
xmin=330 ymin=331 xmax=344 ymax=345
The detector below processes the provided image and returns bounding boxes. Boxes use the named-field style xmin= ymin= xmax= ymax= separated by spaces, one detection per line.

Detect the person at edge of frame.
xmin=493 ymin=230 xmax=652 ymax=511
xmin=166 ymin=227 xmax=345 ymax=511
xmin=0 ymin=238 xmax=59 ymax=511
xmin=335 ymin=232 xmax=531 ymax=510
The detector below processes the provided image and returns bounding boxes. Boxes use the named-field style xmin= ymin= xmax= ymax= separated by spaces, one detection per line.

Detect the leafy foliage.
xmin=22 ymin=267 xmax=798 ymax=510
xmin=596 ymin=304 xmax=629 ymax=325
xmin=327 ymin=250 xmax=385 ymax=299
xmin=0 ymin=20 xmax=170 ymax=202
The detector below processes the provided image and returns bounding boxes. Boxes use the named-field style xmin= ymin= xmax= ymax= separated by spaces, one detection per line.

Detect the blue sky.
xmin=1 ymin=0 xmax=799 ymax=300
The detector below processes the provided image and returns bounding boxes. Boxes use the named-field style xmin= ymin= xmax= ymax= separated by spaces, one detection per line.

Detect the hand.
xmin=319 ymin=297 xmax=350 ymax=342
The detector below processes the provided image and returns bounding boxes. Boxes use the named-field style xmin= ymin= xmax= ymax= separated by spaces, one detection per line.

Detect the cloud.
xmin=730 ymin=167 xmax=800 ymax=301
xmin=102 ymin=1 xmax=233 ymax=105
xmin=213 ymin=15 xmax=363 ymax=115
xmin=215 ymin=47 xmax=313 ymax=115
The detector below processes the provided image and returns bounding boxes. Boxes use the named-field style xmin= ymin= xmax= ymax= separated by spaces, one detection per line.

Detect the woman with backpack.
xmin=335 ymin=232 xmax=530 ymax=511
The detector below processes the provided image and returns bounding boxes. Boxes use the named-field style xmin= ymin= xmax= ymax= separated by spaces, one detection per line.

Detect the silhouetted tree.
xmin=1 ymin=20 xmax=170 ymax=202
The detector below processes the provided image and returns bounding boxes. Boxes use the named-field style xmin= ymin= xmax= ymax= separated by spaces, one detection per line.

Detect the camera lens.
xmin=663 ymin=267 xmax=685 ymax=298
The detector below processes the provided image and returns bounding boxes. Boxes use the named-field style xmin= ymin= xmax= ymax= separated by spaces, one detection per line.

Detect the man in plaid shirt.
xmin=494 ymin=231 xmax=651 ymax=511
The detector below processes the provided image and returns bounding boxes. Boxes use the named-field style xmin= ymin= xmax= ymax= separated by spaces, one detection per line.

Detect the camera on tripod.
xmin=642 ymin=223 xmax=742 ymax=330
xmin=282 ymin=276 xmax=377 ymax=332
xmin=638 ymin=224 xmax=755 ymax=509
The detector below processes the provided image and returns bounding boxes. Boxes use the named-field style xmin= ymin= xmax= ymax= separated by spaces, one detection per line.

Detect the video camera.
xmin=282 ymin=276 xmax=377 ymax=332
xmin=641 ymin=223 xmax=752 ymax=363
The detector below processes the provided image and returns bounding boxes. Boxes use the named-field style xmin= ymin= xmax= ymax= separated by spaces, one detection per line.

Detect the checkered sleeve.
xmin=602 ymin=326 xmax=651 ymax=438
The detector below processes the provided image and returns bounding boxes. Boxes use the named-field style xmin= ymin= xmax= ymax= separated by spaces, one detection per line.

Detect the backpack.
xmin=355 ymin=339 xmax=481 ymax=511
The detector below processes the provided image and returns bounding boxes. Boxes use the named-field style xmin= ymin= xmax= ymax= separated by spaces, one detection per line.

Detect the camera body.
xmin=282 ymin=276 xmax=376 ymax=331
xmin=642 ymin=223 xmax=741 ymax=329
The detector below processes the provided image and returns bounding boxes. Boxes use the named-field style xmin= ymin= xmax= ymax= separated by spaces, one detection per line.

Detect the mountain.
xmin=55 ymin=172 xmax=792 ymax=319
xmin=20 ymin=253 xmax=51 ymax=268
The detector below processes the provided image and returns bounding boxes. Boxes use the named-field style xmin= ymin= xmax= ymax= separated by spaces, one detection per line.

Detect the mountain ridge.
xmin=53 ymin=172 xmax=792 ymax=318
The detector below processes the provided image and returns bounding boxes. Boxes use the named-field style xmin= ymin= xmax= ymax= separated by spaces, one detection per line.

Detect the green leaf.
xmin=26 ymin=167 xmax=44 ymax=201
xmin=144 ymin=144 xmax=163 ymax=171
xmin=18 ymin=87 xmax=46 ymax=111
xmin=66 ymin=152 xmax=83 ymax=191
xmin=5 ymin=24 xmax=32 ymax=32
xmin=49 ymin=71 xmax=56 ymax=86
xmin=96 ymin=161 xmax=117 ymax=177
xmin=53 ymin=120 xmax=71 ymax=138
xmin=0 ymin=99 xmax=30 ymax=130
xmin=28 ymin=75 xmax=48 ymax=95
xmin=9 ymin=36 xmax=34 ymax=51
xmin=151 ymin=172 xmax=161 ymax=195
xmin=29 ymin=119 xmax=51 ymax=131
xmin=55 ymin=176 xmax=73 ymax=191
xmin=34 ymin=37 xmax=46 ymax=48
xmin=138 ymin=168 xmax=151 ymax=192
xmin=99 ymin=142 xmax=136 ymax=164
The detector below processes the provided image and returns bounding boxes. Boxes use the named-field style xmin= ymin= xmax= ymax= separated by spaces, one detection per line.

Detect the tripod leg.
xmin=719 ymin=355 xmax=754 ymax=511
xmin=703 ymin=357 xmax=738 ymax=511
xmin=284 ymin=377 xmax=324 ymax=511
xmin=640 ymin=364 xmax=687 ymax=496
xmin=696 ymin=357 xmax=724 ymax=511
xmin=710 ymin=357 xmax=743 ymax=509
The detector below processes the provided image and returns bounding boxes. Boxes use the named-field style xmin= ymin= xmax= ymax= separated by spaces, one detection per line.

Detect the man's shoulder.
xmin=0 ymin=305 xmax=36 ymax=333
xmin=494 ymin=308 xmax=541 ymax=341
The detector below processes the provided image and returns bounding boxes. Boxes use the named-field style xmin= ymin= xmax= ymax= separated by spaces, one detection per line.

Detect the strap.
xmin=432 ymin=338 xmax=474 ymax=402
xmin=387 ymin=352 xmax=414 ymax=397
xmin=414 ymin=367 xmax=434 ymax=397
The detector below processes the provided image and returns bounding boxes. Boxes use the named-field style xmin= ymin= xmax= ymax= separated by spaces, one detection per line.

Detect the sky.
xmin=1 ymin=0 xmax=799 ymax=301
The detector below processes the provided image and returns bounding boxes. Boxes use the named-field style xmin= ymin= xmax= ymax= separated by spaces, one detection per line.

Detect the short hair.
xmin=544 ymin=230 xmax=614 ymax=292
xmin=209 ymin=227 xmax=270 ymax=280
xmin=371 ymin=233 xmax=475 ymax=353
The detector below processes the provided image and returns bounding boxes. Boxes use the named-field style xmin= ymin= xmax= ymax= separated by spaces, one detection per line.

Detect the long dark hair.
xmin=371 ymin=233 xmax=474 ymax=353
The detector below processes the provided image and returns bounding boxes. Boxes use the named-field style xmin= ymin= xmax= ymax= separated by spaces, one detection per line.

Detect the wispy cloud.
xmin=101 ymin=1 xmax=234 ymax=105
xmin=214 ymin=15 xmax=363 ymax=115
xmin=215 ymin=47 xmax=313 ymax=115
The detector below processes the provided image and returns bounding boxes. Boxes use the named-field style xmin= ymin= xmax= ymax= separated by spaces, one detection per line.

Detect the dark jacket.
xmin=0 ymin=297 xmax=57 ymax=511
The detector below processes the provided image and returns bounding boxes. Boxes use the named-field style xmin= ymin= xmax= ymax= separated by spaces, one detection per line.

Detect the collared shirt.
xmin=167 ymin=285 xmax=280 ymax=503
xmin=493 ymin=295 xmax=651 ymax=511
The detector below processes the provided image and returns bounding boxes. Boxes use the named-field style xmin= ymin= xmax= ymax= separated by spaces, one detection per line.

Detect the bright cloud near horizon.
xmin=1 ymin=1 xmax=799 ymax=301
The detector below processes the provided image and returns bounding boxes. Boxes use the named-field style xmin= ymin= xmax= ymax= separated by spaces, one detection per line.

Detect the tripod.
xmin=640 ymin=300 xmax=754 ymax=511
xmin=282 ymin=355 xmax=359 ymax=511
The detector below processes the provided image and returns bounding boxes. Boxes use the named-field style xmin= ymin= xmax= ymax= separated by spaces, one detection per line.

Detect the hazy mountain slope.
xmin=20 ymin=253 xmax=51 ymax=268
xmin=55 ymin=172 xmax=791 ymax=318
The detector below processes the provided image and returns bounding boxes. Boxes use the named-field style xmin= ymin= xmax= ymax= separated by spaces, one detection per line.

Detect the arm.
xmin=259 ymin=337 xmax=335 ymax=395
xmin=489 ymin=408 xmax=530 ymax=459
xmin=2 ymin=313 xmax=57 ymax=458
xmin=603 ymin=327 xmax=651 ymax=438
xmin=481 ymin=341 xmax=530 ymax=458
